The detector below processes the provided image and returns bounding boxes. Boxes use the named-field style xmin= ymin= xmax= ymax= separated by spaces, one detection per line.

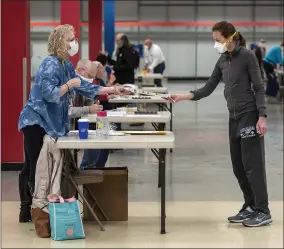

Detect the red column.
xmin=61 ymin=0 xmax=80 ymax=66
xmin=89 ymin=0 xmax=103 ymax=61
xmin=1 ymin=0 xmax=30 ymax=164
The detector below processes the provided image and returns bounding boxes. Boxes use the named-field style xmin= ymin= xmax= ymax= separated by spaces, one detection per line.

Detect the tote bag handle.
xmin=47 ymin=194 xmax=76 ymax=203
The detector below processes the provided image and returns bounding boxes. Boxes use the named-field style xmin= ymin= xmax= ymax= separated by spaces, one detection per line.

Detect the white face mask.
xmin=68 ymin=40 xmax=79 ymax=56
xmin=214 ymin=41 xmax=227 ymax=54
xmin=80 ymin=75 xmax=94 ymax=83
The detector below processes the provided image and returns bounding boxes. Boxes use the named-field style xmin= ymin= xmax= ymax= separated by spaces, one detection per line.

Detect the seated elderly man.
xmin=96 ymin=52 xmax=116 ymax=86
xmin=70 ymin=59 xmax=108 ymax=169
xmin=69 ymin=59 xmax=103 ymax=121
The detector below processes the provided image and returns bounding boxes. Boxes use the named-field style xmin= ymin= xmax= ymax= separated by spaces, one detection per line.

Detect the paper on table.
xmin=68 ymin=130 xmax=96 ymax=135
xmin=108 ymin=130 xmax=125 ymax=136
xmin=68 ymin=130 xmax=125 ymax=136
xmin=121 ymin=131 xmax=166 ymax=135
xmin=107 ymin=110 xmax=127 ymax=116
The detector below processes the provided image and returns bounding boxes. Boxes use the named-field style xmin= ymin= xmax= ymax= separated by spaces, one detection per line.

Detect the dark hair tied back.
xmin=236 ymin=32 xmax=246 ymax=48
xmin=212 ymin=21 xmax=246 ymax=48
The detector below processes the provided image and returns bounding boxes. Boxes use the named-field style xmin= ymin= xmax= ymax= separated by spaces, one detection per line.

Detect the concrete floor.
xmin=1 ymin=82 xmax=283 ymax=247
xmin=2 ymin=201 xmax=283 ymax=248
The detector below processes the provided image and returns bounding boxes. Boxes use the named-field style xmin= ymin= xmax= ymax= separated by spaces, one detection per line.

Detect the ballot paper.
xmin=106 ymin=110 xmax=127 ymax=116
xmin=121 ymin=131 xmax=166 ymax=135
xmin=68 ymin=130 xmax=125 ymax=137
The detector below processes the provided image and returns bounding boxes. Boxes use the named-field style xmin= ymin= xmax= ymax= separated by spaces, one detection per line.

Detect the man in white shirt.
xmin=144 ymin=39 xmax=166 ymax=87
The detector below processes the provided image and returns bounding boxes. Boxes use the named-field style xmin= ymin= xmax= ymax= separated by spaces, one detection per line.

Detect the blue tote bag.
xmin=48 ymin=194 xmax=85 ymax=241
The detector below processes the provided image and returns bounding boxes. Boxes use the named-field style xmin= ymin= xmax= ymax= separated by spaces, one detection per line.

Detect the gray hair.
xmin=76 ymin=59 xmax=93 ymax=70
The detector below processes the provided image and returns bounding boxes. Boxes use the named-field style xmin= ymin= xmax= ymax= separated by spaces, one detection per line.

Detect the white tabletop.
xmin=142 ymin=87 xmax=168 ymax=93
xmin=84 ymin=111 xmax=171 ymax=123
xmin=109 ymin=95 xmax=169 ymax=104
xmin=135 ymin=73 xmax=163 ymax=79
xmin=56 ymin=131 xmax=175 ymax=149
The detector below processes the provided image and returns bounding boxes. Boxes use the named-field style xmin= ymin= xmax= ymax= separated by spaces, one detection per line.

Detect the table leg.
xmin=159 ymin=148 xmax=166 ymax=234
xmin=169 ymin=103 xmax=173 ymax=153
xmin=63 ymin=149 xmax=70 ymax=198
xmin=158 ymin=123 xmax=165 ymax=188
xmin=169 ymin=103 xmax=173 ymax=132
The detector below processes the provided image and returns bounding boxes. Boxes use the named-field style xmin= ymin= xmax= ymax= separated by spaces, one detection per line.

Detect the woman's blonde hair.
xmin=47 ymin=24 xmax=75 ymax=60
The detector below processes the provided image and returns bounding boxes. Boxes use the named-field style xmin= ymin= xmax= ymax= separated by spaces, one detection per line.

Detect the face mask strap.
xmin=226 ymin=31 xmax=237 ymax=44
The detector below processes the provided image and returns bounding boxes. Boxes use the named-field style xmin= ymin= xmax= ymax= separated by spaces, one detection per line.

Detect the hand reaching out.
xmin=115 ymin=86 xmax=132 ymax=96
xmin=168 ymin=93 xmax=194 ymax=103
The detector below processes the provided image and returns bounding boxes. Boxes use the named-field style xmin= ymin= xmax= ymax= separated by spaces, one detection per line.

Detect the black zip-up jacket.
xmin=191 ymin=46 xmax=267 ymax=118
xmin=108 ymin=45 xmax=136 ymax=85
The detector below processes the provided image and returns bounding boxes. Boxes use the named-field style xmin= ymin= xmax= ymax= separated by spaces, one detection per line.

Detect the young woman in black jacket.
xmin=170 ymin=21 xmax=271 ymax=228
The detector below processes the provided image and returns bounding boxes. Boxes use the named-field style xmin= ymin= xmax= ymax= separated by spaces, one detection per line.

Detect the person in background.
xmin=169 ymin=21 xmax=272 ymax=228
xmin=250 ymin=43 xmax=257 ymax=52
xmin=69 ymin=59 xmax=106 ymax=170
xmin=93 ymin=61 xmax=112 ymax=110
xmin=263 ymin=41 xmax=284 ymax=101
xmin=144 ymin=39 xmax=166 ymax=87
xmin=107 ymin=34 xmax=139 ymax=129
xmin=97 ymin=52 xmax=110 ymax=85
xmin=254 ymin=39 xmax=266 ymax=79
xmin=108 ymin=33 xmax=136 ymax=85
xmin=17 ymin=24 xmax=129 ymax=223
xmin=69 ymin=59 xmax=103 ymax=121
xmin=70 ymin=59 xmax=109 ymax=169
xmin=97 ymin=52 xmax=117 ymax=87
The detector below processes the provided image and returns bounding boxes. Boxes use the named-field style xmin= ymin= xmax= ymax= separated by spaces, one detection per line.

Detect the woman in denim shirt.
xmin=18 ymin=24 xmax=127 ymax=223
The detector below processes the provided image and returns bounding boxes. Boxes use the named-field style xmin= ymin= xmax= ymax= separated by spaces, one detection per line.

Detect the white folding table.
xmin=56 ymin=132 xmax=175 ymax=234
xmin=109 ymin=97 xmax=174 ymax=152
xmin=142 ymin=86 xmax=168 ymax=93
xmin=84 ymin=111 xmax=171 ymax=131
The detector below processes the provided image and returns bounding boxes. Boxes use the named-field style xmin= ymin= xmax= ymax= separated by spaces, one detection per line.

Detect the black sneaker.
xmin=242 ymin=212 xmax=273 ymax=227
xmin=228 ymin=207 xmax=254 ymax=223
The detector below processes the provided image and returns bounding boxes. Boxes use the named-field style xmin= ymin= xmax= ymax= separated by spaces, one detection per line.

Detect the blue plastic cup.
xmin=78 ymin=119 xmax=89 ymax=139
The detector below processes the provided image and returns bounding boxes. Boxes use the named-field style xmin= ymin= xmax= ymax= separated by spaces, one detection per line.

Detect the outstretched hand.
xmin=115 ymin=86 xmax=132 ymax=96
xmin=168 ymin=93 xmax=194 ymax=103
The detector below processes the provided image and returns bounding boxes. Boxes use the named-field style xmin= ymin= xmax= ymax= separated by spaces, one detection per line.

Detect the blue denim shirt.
xmin=18 ymin=56 xmax=102 ymax=138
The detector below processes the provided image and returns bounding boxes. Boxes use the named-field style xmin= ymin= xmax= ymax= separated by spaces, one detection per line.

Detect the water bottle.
xmin=96 ymin=111 xmax=109 ymax=138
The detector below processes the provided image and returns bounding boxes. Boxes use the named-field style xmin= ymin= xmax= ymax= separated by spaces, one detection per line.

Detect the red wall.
xmin=61 ymin=0 xmax=80 ymax=67
xmin=1 ymin=0 xmax=30 ymax=163
xmin=89 ymin=0 xmax=102 ymax=61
